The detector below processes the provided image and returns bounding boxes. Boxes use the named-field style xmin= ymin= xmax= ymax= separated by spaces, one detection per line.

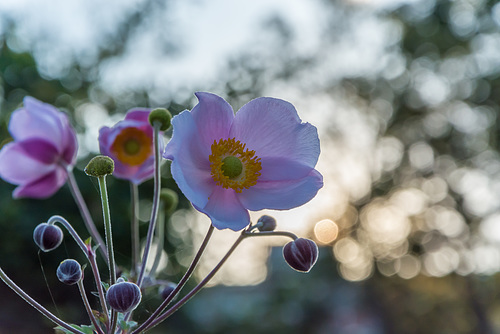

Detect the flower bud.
xmin=160 ymin=282 xmax=177 ymax=300
xmin=106 ymin=278 xmax=142 ymax=313
xmin=257 ymin=215 xmax=277 ymax=232
xmin=282 ymin=238 xmax=318 ymax=273
xmin=160 ymin=189 xmax=178 ymax=214
xmin=33 ymin=223 xmax=63 ymax=252
xmin=57 ymin=259 xmax=82 ymax=285
xmin=149 ymin=108 xmax=172 ymax=131
xmin=84 ymin=155 xmax=114 ymax=177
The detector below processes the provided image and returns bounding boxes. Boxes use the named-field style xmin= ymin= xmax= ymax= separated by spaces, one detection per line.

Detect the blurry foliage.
xmin=2 ymin=0 xmax=500 ymax=333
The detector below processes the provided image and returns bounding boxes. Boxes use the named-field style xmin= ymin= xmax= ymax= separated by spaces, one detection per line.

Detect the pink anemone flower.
xmin=0 ymin=97 xmax=78 ymax=199
xmin=164 ymin=92 xmax=323 ymax=231
xmin=99 ymin=109 xmax=163 ymax=184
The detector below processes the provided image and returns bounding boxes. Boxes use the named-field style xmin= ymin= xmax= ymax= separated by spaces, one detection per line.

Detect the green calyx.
xmin=84 ymin=155 xmax=115 ymax=177
xmin=221 ymin=156 xmax=243 ymax=179
xmin=149 ymin=108 xmax=172 ymax=131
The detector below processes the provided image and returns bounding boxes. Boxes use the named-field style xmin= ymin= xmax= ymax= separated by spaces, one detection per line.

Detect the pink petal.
xmin=230 ymin=97 xmax=320 ymax=168
xmin=238 ymin=169 xmax=323 ymax=211
xmin=9 ymin=97 xmax=66 ymax=148
xmin=124 ymin=109 xmax=151 ymax=123
xmin=13 ymin=168 xmax=67 ymax=199
xmin=18 ymin=139 xmax=59 ymax=164
xmin=164 ymin=110 xmax=214 ymax=208
xmin=0 ymin=142 xmax=56 ymax=184
xmin=191 ymin=92 xmax=234 ymax=154
xmin=200 ymin=186 xmax=250 ymax=231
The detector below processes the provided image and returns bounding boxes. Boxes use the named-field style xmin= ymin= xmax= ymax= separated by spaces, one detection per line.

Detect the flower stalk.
xmin=0 ymin=267 xmax=85 ymax=334
xmin=77 ymin=279 xmax=105 ymax=334
xmin=136 ymin=121 xmax=163 ymax=288
xmin=67 ymin=170 xmax=107 ymax=261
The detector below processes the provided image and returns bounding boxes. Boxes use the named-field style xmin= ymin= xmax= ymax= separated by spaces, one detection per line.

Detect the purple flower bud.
xmin=282 ymin=238 xmax=319 ymax=273
xmin=160 ymin=282 xmax=177 ymax=300
xmin=33 ymin=223 xmax=63 ymax=252
xmin=57 ymin=259 xmax=82 ymax=285
xmin=257 ymin=215 xmax=277 ymax=232
xmin=106 ymin=278 xmax=142 ymax=313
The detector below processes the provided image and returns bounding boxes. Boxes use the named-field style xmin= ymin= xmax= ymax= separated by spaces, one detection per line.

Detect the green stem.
xmin=67 ymin=170 xmax=107 ymax=261
xmin=98 ymin=175 xmax=116 ymax=285
xmin=98 ymin=175 xmax=118 ymax=334
xmin=77 ymin=279 xmax=105 ymax=334
xmin=131 ymin=225 xmax=214 ymax=334
xmin=0 ymin=267 xmax=85 ymax=334
xmin=136 ymin=122 xmax=162 ymax=288
xmin=130 ymin=183 xmax=140 ymax=278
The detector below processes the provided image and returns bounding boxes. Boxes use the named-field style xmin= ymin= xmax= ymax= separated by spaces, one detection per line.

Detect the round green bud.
xmin=149 ymin=108 xmax=172 ymax=131
xmin=84 ymin=155 xmax=115 ymax=177
xmin=160 ymin=188 xmax=179 ymax=213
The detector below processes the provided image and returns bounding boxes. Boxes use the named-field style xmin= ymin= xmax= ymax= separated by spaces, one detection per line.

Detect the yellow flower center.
xmin=209 ymin=138 xmax=262 ymax=193
xmin=111 ymin=127 xmax=152 ymax=166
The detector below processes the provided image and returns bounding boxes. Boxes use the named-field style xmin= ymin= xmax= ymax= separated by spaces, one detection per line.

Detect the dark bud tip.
xmin=257 ymin=215 xmax=277 ymax=232
xmin=283 ymin=238 xmax=319 ymax=273
xmin=57 ymin=259 xmax=82 ymax=285
xmin=160 ymin=189 xmax=179 ymax=213
xmin=106 ymin=279 xmax=142 ymax=313
xmin=149 ymin=108 xmax=172 ymax=131
xmin=84 ymin=155 xmax=114 ymax=177
xmin=33 ymin=223 xmax=63 ymax=252
xmin=160 ymin=282 xmax=177 ymax=300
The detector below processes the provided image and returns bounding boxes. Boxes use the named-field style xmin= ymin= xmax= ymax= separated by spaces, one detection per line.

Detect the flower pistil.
xmin=209 ymin=138 xmax=261 ymax=193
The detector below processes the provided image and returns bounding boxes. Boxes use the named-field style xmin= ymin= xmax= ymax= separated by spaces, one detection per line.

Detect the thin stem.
xmin=77 ymin=279 xmax=105 ymax=334
xmin=148 ymin=207 xmax=165 ymax=278
xmin=88 ymin=247 xmax=110 ymax=331
xmin=130 ymin=183 xmax=140 ymax=278
xmin=98 ymin=176 xmax=116 ymax=285
xmin=98 ymin=175 xmax=119 ymax=334
xmin=48 ymin=215 xmax=110 ymax=328
xmin=0 ymin=267 xmax=85 ymax=334
xmin=132 ymin=225 xmax=214 ymax=333
xmin=136 ymin=122 xmax=162 ymax=288
xmin=244 ymin=230 xmax=298 ymax=240
xmin=137 ymin=231 xmax=246 ymax=333
xmin=67 ymin=170 xmax=107 ymax=261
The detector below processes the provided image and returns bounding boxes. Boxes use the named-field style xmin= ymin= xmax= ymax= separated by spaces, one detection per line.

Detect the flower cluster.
xmin=0 ymin=93 xmax=322 ymax=333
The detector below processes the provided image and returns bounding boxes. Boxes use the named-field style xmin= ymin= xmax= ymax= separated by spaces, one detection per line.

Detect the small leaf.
xmin=84 ymin=237 xmax=92 ymax=246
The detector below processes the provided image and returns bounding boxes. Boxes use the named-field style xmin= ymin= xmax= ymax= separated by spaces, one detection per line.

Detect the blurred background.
xmin=1 ymin=0 xmax=500 ymax=333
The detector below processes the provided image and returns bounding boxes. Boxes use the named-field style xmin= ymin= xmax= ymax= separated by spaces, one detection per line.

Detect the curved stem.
xmin=0 ymin=267 xmax=85 ymax=334
xmin=136 ymin=122 xmax=162 ymax=288
xmin=132 ymin=224 xmax=214 ymax=333
xmin=130 ymin=183 xmax=140 ymax=278
xmin=67 ymin=170 xmax=107 ymax=261
xmin=138 ymin=231 xmax=246 ymax=333
xmin=244 ymin=230 xmax=298 ymax=240
xmin=48 ymin=215 xmax=110 ymax=328
xmin=77 ymin=279 xmax=105 ymax=334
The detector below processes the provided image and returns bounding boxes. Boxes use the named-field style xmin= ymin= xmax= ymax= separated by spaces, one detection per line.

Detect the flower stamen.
xmin=111 ymin=127 xmax=152 ymax=166
xmin=209 ymin=138 xmax=261 ymax=193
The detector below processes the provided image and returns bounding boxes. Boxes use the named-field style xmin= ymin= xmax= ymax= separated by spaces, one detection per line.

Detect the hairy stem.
xmin=67 ymin=170 xmax=107 ymax=261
